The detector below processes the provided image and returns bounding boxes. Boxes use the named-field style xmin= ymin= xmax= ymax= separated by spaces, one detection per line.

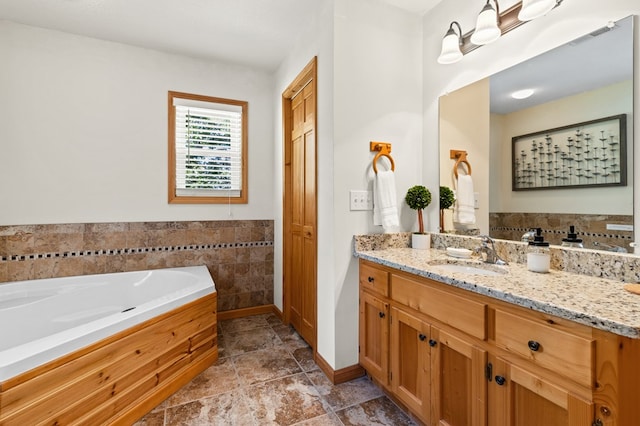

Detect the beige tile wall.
xmin=0 ymin=220 xmax=274 ymax=312
xmin=490 ymin=212 xmax=633 ymax=250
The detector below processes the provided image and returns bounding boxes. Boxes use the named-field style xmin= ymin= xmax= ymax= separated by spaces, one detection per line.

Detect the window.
xmin=168 ymin=91 xmax=248 ymax=204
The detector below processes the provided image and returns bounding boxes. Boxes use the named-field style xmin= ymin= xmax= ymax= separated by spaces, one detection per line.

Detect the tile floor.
xmin=134 ymin=313 xmax=417 ymax=425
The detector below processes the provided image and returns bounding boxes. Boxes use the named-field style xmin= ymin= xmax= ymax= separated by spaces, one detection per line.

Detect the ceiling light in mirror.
xmin=511 ymin=89 xmax=535 ymax=99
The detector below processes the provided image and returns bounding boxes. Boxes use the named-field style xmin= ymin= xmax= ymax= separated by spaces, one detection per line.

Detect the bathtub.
xmin=0 ymin=265 xmax=218 ymax=425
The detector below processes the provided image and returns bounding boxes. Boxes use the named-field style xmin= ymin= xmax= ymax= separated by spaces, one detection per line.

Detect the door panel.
xmin=390 ymin=307 xmax=430 ymax=423
xmin=283 ymin=58 xmax=317 ymax=348
xmin=431 ymin=327 xmax=487 ymax=426
xmin=490 ymin=357 xmax=594 ymax=426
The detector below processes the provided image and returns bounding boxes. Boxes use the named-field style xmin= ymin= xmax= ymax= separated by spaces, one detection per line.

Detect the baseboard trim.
xmin=218 ymin=304 xmax=281 ymax=320
xmin=314 ymin=352 xmax=365 ymax=385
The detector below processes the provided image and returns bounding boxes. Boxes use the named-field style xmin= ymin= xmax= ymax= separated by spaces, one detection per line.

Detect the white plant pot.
xmin=412 ymin=233 xmax=430 ymax=250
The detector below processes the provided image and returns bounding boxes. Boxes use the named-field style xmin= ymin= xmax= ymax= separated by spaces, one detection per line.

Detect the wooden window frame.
xmin=168 ymin=91 xmax=248 ymax=204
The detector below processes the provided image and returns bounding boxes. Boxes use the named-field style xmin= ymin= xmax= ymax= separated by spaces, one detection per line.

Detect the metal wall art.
xmin=512 ymin=114 xmax=627 ymax=191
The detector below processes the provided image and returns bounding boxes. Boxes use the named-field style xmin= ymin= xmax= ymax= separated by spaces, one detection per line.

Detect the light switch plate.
xmin=350 ymin=190 xmax=373 ymax=211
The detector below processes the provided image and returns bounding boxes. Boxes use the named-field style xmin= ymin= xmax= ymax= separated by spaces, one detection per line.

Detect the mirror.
xmin=439 ymin=15 xmax=634 ymax=251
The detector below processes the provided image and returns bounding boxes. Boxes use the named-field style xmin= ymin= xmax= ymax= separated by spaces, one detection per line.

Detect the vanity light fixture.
xmin=518 ymin=0 xmax=557 ymax=21
xmin=470 ymin=0 xmax=501 ymax=46
xmin=511 ymin=88 xmax=535 ymax=99
xmin=437 ymin=0 xmax=563 ymax=64
xmin=437 ymin=21 xmax=464 ymax=64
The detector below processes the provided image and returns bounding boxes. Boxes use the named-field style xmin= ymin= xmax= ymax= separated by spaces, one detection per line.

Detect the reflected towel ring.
xmin=450 ymin=149 xmax=472 ymax=178
xmin=370 ymin=141 xmax=395 ymax=173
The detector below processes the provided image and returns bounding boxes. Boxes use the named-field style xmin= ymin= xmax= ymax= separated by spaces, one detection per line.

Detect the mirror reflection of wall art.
xmin=512 ymin=114 xmax=627 ymax=191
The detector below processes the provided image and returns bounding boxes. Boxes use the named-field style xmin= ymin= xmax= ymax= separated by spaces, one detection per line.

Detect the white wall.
xmin=422 ymin=0 xmax=640 ymax=238
xmin=332 ymin=0 xmax=423 ymax=369
xmin=274 ymin=0 xmax=423 ymax=370
xmin=0 ymin=21 xmax=275 ymax=226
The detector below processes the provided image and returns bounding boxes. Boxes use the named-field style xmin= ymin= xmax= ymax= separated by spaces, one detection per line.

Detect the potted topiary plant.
xmin=405 ymin=185 xmax=432 ymax=249
xmin=439 ymin=186 xmax=455 ymax=232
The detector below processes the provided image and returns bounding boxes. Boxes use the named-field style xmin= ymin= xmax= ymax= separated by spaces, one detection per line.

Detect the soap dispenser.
xmin=561 ymin=225 xmax=584 ymax=248
xmin=527 ymin=228 xmax=550 ymax=273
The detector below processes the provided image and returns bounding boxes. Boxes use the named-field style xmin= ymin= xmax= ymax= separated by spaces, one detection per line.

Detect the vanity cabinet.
xmin=358 ymin=259 xmax=640 ymax=426
xmin=358 ymin=262 xmax=390 ymax=385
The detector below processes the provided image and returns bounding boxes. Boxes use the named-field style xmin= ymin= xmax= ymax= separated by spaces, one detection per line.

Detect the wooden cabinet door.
xmin=489 ymin=357 xmax=593 ymax=426
xmin=431 ymin=327 xmax=487 ymax=426
xmin=390 ymin=307 xmax=431 ymax=424
xmin=359 ymin=290 xmax=389 ymax=385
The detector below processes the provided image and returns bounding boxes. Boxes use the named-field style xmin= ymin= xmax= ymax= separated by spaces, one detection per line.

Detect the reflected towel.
xmin=454 ymin=174 xmax=476 ymax=225
xmin=373 ymin=170 xmax=399 ymax=230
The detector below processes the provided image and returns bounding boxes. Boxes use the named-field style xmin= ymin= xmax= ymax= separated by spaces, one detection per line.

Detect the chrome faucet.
xmin=475 ymin=235 xmax=508 ymax=265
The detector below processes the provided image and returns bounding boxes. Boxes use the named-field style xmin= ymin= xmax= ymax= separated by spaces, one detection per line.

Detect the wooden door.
xmin=431 ymin=327 xmax=487 ymax=426
xmin=489 ymin=357 xmax=593 ymax=426
xmin=359 ymin=291 xmax=390 ymax=385
xmin=283 ymin=58 xmax=317 ymax=348
xmin=390 ymin=307 xmax=431 ymax=423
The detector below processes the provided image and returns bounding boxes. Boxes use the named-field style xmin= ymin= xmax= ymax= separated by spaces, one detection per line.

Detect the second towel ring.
xmin=450 ymin=149 xmax=472 ymax=178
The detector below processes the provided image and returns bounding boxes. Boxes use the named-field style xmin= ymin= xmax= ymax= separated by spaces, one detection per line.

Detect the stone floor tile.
xmin=243 ymin=373 xmax=327 ymax=425
xmin=335 ymin=395 xmax=417 ymax=426
xmin=164 ymin=357 xmax=240 ymax=407
xmin=292 ymin=412 xmax=344 ymax=425
xmin=306 ymin=370 xmax=383 ymax=411
xmin=233 ymin=346 xmax=301 ymax=386
xmin=165 ymin=390 xmax=254 ymax=426
xmin=220 ymin=315 xmax=271 ymax=334
xmin=292 ymin=346 xmax=319 ymax=372
xmin=222 ymin=326 xmax=282 ymax=357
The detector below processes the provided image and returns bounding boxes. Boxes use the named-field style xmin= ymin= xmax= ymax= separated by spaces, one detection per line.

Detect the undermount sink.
xmin=428 ymin=260 xmax=508 ymax=277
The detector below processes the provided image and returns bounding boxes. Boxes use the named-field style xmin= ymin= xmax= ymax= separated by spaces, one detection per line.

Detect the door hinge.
xmin=485 ymin=363 xmax=493 ymax=382
xmin=358 ymin=345 xmax=360 ymax=353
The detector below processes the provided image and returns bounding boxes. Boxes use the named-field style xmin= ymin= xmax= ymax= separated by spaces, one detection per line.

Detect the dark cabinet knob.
xmin=379 ymin=311 xmax=385 ymax=318
xmin=368 ymin=276 xmax=374 ymax=282
xmin=419 ymin=334 xmax=427 ymax=341
xmin=495 ymin=375 xmax=506 ymax=386
xmin=528 ymin=340 xmax=541 ymax=351
xmin=429 ymin=339 xmax=437 ymax=347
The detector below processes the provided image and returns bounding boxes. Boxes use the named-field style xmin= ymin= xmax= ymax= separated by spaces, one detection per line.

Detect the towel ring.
xmin=373 ymin=152 xmax=395 ymax=173
xmin=370 ymin=141 xmax=395 ymax=173
xmin=450 ymin=149 xmax=472 ymax=178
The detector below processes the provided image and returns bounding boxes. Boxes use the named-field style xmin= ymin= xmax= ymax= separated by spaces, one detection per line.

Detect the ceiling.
xmin=0 ymin=0 xmax=442 ymax=71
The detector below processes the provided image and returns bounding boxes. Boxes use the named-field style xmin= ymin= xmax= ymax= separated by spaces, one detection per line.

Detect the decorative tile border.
xmin=1 ymin=241 xmax=274 ymax=263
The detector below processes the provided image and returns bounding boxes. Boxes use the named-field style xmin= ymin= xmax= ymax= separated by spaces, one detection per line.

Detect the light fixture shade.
xmin=470 ymin=3 xmax=501 ymax=45
xmin=518 ymin=0 xmax=555 ymax=21
xmin=437 ymin=24 xmax=463 ymax=64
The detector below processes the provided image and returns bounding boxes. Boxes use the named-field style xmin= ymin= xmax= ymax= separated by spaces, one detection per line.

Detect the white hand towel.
xmin=373 ymin=170 xmax=399 ymax=231
xmin=453 ymin=174 xmax=476 ymax=225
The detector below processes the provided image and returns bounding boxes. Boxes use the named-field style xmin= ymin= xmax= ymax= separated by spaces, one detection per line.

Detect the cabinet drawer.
xmin=494 ymin=310 xmax=594 ymax=387
xmin=360 ymin=262 xmax=389 ymax=297
xmin=391 ymin=274 xmax=486 ymax=340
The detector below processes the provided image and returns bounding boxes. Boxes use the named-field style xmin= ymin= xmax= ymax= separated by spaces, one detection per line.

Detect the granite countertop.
xmin=355 ymin=247 xmax=640 ymax=339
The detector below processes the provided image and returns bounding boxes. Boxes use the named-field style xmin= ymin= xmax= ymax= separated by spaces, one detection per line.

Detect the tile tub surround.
xmin=0 ymin=221 xmax=274 ymax=312
xmin=354 ymin=233 xmax=640 ymax=339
